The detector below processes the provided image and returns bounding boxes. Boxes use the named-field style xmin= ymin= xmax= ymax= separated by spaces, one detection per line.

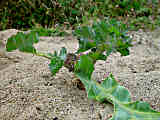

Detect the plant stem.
xmin=34 ymin=51 xmax=52 ymax=59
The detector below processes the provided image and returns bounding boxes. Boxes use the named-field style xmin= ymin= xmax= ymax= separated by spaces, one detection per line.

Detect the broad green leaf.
xmin=74 ymin=55 xmax=160 ymax=120
xmin=111 ymin=101 xmax=160 ymax=120
xmin=49 ymin=47 xmax=67 ymax=75
xmin=74 ymin=55 xmax=94 ymax=80
xmin=6 ymin=32 xmax=39 ymax=53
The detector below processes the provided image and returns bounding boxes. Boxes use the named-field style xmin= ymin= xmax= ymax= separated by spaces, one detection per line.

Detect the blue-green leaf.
xmin=74 ymin=19 xmax=132 ymax=56
xmin=74 ymin=55 xmax=160 ymax=120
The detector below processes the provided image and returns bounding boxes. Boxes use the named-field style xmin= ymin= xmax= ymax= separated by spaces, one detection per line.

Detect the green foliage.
xmin=0 ymin=0 xmax=159 ymax=30
xmin=6 ymin=28 xmax=68 ymax=59
xmin=0 ymin=0 xmax=91 ymax=29
xmin=49 ymin=47 xmax=67 ymax=75
xmin=1 ymin=8 xmax=8 ymax=30
xmin=91 ymin=0 xmax=148 ymax=16
xmin=74 ymin=19 xmax=132 ymax=61
xmin=75 ymin=55 xmax=160 ymax=120
xmin=5 ymin=19 xmax=160 ymax=119
xmin=6 ymin=32 xmax=39 ymax=53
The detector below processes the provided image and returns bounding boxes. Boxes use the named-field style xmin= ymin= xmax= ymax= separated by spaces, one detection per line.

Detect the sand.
xmin=0 ymin=29 xmax=160 ymax=120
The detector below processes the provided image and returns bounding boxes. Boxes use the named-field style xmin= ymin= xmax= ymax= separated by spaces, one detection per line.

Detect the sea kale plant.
xmin=6 ymin=19 xmax=160 ymax=119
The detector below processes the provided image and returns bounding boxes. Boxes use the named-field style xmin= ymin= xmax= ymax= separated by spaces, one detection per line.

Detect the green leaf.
xmin=74 ymin=26 xmax=96 ymax=53
xmin=49 ymin=57 xmax=64 ymax=76
xmin=74 ymin=19 xmax=132 ymax=56
xmin=74 ymin=55 xmax=160 ymax=120
xmin=88 ymin=51 xmax=107 ymax=61
xmin=74 ymin=55 xmax=94 ymax=80
xmin=6 ymin=32 xmax=39 ymax=53
xmin=111 ymin=101 xmax=160 ymax=120
xmin=71 ymin=9 xmax=79 ymax=15
xmin=49 ymin=47 xmax=67 ymax=75
xmin=59 ymin=47 xmax=67 ymax=60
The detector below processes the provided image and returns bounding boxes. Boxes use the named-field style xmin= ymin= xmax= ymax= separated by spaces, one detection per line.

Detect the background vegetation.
xmin=0 ymin=0 xmax=160 ymax=30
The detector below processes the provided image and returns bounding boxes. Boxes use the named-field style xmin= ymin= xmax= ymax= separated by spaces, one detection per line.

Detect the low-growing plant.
xmin=6 ymin=19 xmax=160 ymax=119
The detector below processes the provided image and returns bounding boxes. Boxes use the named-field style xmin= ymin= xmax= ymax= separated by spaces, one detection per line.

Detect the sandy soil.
xmin=0 ymin=29 xmax=160 ymax=120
